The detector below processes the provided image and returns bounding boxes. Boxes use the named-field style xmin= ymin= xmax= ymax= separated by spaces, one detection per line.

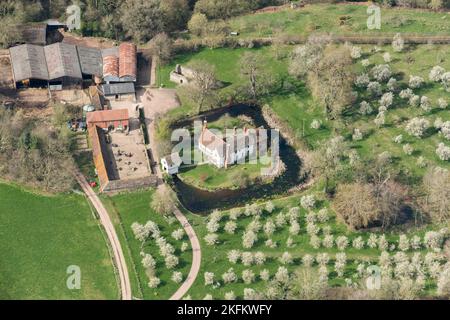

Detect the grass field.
xmin=0 ymin=183 xmax=118 ymax=300
xmin=183 ymin=193 xmax=447 ymax=299
xmin=158 ymin=43 xmax=450 ymax=175
xmin=101 ymin=189 xmax=192 ymax=300
xmin=226 ymin=3 xmax=450 ymax=38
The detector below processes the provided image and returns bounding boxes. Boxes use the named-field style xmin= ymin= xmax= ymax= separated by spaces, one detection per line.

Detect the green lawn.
xmin=0 ymin=183 xmax=118 ymax=300
xmin=101 ymin=189 xmax=192 ymax=300
xmin=226 ymin=3 xmax=450 ymax=38
xmin=178 ymin=156 xmax=273 ymax=191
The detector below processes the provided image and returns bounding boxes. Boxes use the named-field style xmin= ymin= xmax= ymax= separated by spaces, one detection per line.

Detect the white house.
xmin=198 ymin=121 xmax=260 ymax=169
xmin=161 ymin=153 xmax=182 ymax=175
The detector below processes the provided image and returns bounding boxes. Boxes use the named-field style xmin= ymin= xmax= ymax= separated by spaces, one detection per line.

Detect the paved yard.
xmin=105 ymin=124 xmax=151 ymax=181
xmin=137 ymin=88 xmax=180 ymax=119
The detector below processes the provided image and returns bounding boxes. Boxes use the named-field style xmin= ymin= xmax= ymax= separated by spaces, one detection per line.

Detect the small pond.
xmin=169 ymin=104 xmax=304 ymax=214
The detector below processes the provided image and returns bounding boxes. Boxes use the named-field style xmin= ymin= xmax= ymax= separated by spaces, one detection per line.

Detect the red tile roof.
xmin=86 ymin=109 xmax=129 ymax=124
xmin=119 ymin=43 xmax=137 ymax=79
xmin=102 ymin=55 xmax=119 ymax=78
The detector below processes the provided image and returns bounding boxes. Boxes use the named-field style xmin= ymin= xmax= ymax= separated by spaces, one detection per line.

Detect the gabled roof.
xmin=9 ymin=44 xmax=49 ymax=81
xmin=77 ymin=46 xmax=103 ymax=76
xmin=20 ymin=24 xmax=47 ymax=46
xmin=119 ymin=43 xmax=137 ymax=80
xmin=163 ymin=153 xmax=182 ymax=167
xmin=102 ymin=83 xmax=135 ymax=96
xmin=44 ymin=43 xmax=82 ymax=80
xmin=200 ymin=128 xmax=228 ymax=157
xmin=86 ymin=109 xmax=129 ymax=124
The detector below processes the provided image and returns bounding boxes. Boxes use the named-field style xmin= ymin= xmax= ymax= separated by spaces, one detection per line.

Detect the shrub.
xmin=242 ymin=230 xmax=257 ymax=249
xmin=403 ymin=144 xmax=414 ymax=155
xmin=387 ymin=77 xmax=397 ymax=91
xmin=301 ymin=194 xmax=316 ymax=209
xmin=279 ymin=252 xmax=293 ymax=265
xmin=436 ymin=143 xmax=450 ymax=161
xmin=148 ymin=277 xmax=161 ymax=288
xmin=374 ymin=111 xmax=385 ymax=127
xmin=224 ymin=221 xmax=237 ymax=234
xmin=310 ymin=119 xmax=322 ymax=129
xmin=392 ymin=33 xmax=404 ymax=52
xmin=351 ymin=46 xmax=362 ymax=59
xmin=204 ymin=272 xmax=215 ymax=285
xmin=336 ymin=236 xmax=349 ymax=251
xmin=204 ymin=233 xmax=219 ymax=246
xmin=420 ymin=96 xmax=432 ymax=112
xmin=222 ymin=268 xmax=238 ymax=284
xmin=302 ymin=254 xmax=315 ymax=267
xmin=361 ymin=59 xmax=370 ymax=67
xmin=398 ymin=234 xmax=410 ymax=252
xmin=171 ymin=228 xmax=185 ymax=241
xmin=165 ymin=254 xmax=179 ymax=269
xmin=355 ymin=73 xmax=370 ymax=88
xmin=264 ymin=219 xmax=276 ymax=236
xmin=429 ymin=66 xmax=445 ymax=82
xmin=409 ymin=75 xmax=425 ymax=89
xmin=352 ymin=128 xmax=363 ymax=141
xmin=380 ymin=92 xmax=394 ymax=108
xmin=352 ymin=236 xmax=365 ymax=249
xmin=254 ymin=251 xmax=266 ymax=265
xmin=241 ymin=251 xmax=254 ymax=266
xmin=171 ymin=271 xmax=183 ymax=284
xmin=405 ymin=118 xmax=429 ymax=138
xmin=367 ymin=81 xmax=382 ymax=96
xmin=393 ymin=134 xmax=403 ymax=144
xmin=409 ymin=95 xmax=420 ymax=107
xmin=317 ymin=209 xmax=329 ymax=223
xmin=440 ymin=121 xmax=450 ymax=140
xmin=372 ymin=64 xmax=392 ymax=82
xmin=227 ymin=249 xmax=241 ymax=264
xmin=438 ymin=98 xmax=448 ymax=109
xmin=359 ymin=101 xmax=373 ymax=115
xmin=260 ymin=269 xmax=271 ymax=281
xmin=399 ymin=88 xmax=413 ymax=99
xmin=323 ymin=235 xmax=334 ymax=248
xmin=242 ymin=269 xmax=255 ymax=284
xmin=224 ymin=291 xmax=236 ymax=300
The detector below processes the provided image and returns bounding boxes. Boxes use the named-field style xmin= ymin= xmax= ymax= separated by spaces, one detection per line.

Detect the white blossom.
xmin=171 ymin=271 xmax=183 ymax=284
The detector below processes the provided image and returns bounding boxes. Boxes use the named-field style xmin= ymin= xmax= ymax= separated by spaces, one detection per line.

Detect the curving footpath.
xmin=169 ymin=187 xmax=202 ymax=300
xmin=147 ymin=117 xmax=202 ymax=300
xmin=74 ymin=169 xmax=132 ymax=300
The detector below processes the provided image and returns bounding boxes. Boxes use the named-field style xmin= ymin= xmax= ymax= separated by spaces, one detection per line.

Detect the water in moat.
xmin=169 ymin=104 xmax=304 ymax=214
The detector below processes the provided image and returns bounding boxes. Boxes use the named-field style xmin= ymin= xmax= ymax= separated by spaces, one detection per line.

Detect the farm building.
xmin=161 ymin=153 xmax=182 ymax=175
xmin=102 ymin=43 xmax=137 ymax=83
xmin=19 ymin=24 xmax=47 ymax=46
xmin=9 ymin=41 xmax=134 ymax=90
xmin=86 ymin=109 xmax=130 ymax=132
xmin=101 ymin=83 xmax=136 ymax=102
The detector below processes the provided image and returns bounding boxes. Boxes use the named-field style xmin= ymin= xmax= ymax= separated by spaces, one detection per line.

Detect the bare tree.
xmin=422 ymin=167 xmax=450 ymax=223
xmin=187 ymin=60 xmax=218 ymax=113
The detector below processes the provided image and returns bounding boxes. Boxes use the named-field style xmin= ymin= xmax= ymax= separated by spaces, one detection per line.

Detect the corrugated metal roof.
xmin=102 ymin=47 xmax=119 ymax=58
xmin=119 ymin=43 xmax=137 ymax=80
xmin=102 ymin=83 xmax=135 ymax=96
xmin=45 ymin=43 xmax=82 ymax=80
xmin=20 ymin=24 xmax=47 ymax=46
xmin=9 ymin=44 xmax=49 ymax=81
xmin=77 ymin=46 xmax=103 ymax=76
xmin=86 ymin=109 xmax=129 ymax=124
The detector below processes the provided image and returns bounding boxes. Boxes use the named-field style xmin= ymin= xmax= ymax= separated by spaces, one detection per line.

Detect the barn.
xmin=86 ymin=109 xmax=130 ymax=132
